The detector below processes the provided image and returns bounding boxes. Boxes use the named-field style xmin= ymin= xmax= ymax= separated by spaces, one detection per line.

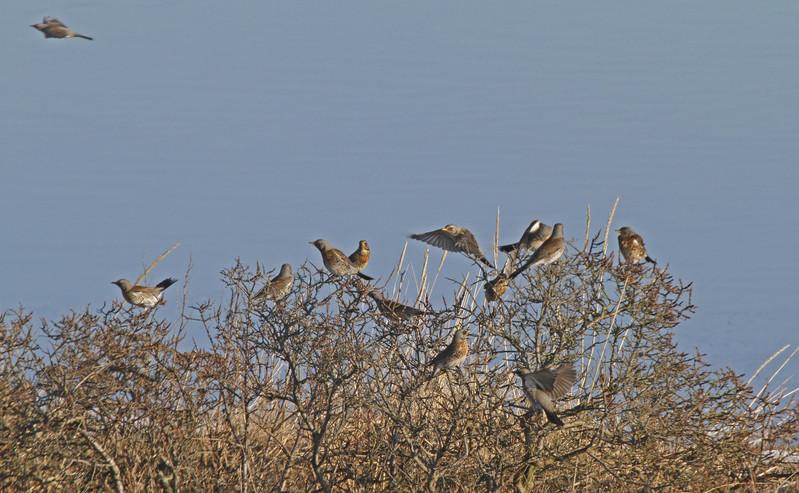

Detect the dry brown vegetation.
xmin=1 ymin=221 xmax=797 ymax=492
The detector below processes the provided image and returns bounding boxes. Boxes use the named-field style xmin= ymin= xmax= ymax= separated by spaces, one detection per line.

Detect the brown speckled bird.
xmin=368 ymin=290 xmax=426 ymax=321
xmin=509 ymin=223 xmax=566 ymax=279
xmin=484 ymin=274 xmax=509 ymax=302
xmin=499 ymin=220 xmax=553 ymax=255
xmin=514 ymin=362 xmax=577 ymax=426
xmin=429 ymin=328 xmax=469 ymax=379
xmin=410 ymin=224 xmax=493 ymax=268
xmin=616 ymin=227 xmax=655 ymax=264
xmin=252 ymin=264 xmax=293 ymax=301
xmin=348 ymin=240 xmax=370 ymax=273
xmin=310 ymin=239 xmax=373 ymax=280
xmin=112 ymin=278 xmax=177 ymax=308
xmin=31 ymin=17 xmax=93 ymax=40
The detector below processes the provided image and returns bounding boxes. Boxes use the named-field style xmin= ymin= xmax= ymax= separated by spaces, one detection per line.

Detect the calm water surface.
xmin=2 ymin=1 xmax=798 ymax=386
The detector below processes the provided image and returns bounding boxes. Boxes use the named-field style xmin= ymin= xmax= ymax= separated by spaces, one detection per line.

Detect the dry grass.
xmin=1 ymin=211 xmax=797 ymax=492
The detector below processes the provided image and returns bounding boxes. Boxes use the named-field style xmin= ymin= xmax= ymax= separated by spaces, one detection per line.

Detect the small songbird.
xmin=616 ymin=227 xmax=655 ymax=264
xmin=410 ymin=224 xmax=493 ymax=268
xmin=509 ymin=223 xmax=566 ymax=279
xmin=428 ymin=328 xmax=469 ymax=379
xmin=514 ymin=362 xmax=577 ymax=426
xmin=112 ymin=278 xmax=177 ymax=308
xmin=368 ymin=291 xmax=426 ymax=321
xmin=31 ymin=17 xmax=93 ymax=40
xmin=499 ymin=220 xmax=553 ymax=255
xmin=484 ymin=274 xmax=509 ymax=302
xmin=310 ymin=239 xmax=373 ymax=280
xmin=348 ymin=240 xmax=371 ymax=274
xmin=252 ymin=264 xmax=294 ymax=302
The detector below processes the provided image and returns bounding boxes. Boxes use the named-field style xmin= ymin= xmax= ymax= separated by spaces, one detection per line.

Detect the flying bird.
xmin=410 ymin=224 xmax=493 ymax=268
xmin=112 ymin=278 xmax=177 ymax=308
xmin=31 ymin=17 xmax=93 ymax=40
xmin=514 ymin=362 xmax=577 ymax=426
xmin=616 ymin=227 xmax=656 ymax=264
xmin=509 ymin=223 xmax=566 ymax=279
xmin=499 ymin=220 xmax=553 ymax=255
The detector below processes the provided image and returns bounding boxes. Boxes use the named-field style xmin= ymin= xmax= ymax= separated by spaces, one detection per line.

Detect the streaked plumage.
xmin=252 ymin=264 xmax=293 ymax=301
xmin=112 ymin=278 xmax=177 ymax=308
xmin=30 ymin=17 xmax=92 ymax=40
xmin=616 ymin=227 xmax=655 ymax=264
xmin=484 ymin=274 xmax=509 ymax=302
xmin=368 ymin=290 xmax=425 ymax=321
xmin=429 ymin=328 xmax=469 ymax=379
xmin=348 ymin=240 xmax=370 ymax=273
xmin=310 ymin=239 xmax=373 ymax=280
xmin=509 ymin=223 xmax=566 ymax=279
xmin=410 ymin=224 xmax=493 ymax=268
xmin=514 ymin=362 xmax=577 ymax=426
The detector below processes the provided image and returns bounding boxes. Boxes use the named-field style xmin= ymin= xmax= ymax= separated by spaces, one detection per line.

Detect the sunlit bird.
xmin=368 ymin=290 xmax=426 ymax=321
xmin=514 ymin=362 xmax=577 ymax=426
xmin=112 ymin=278 xmax=177 ymax=308
xmin=509 ymin=223 xmax=566 ymax=279
xmin=310 ymin=239 xmax=373 ymax=280
xmin=31 ymin=17 xmax=93 ymax=40
xmin=252 ymin=264 xmax=294 ymax=301
xmin=348 ymin=240 xmax=371 ymax=274
xmin=429 ymin=328 xmax=469 ymax=379
xmin=616 ymin=226 xmax=655 ymax=264
xmin=410 ymin=224 xmax=493 ymax=268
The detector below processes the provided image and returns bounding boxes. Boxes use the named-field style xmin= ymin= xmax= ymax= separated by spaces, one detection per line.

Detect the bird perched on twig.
xmin=310 ymin=239 xmax=373 ymax=280
xmin=484 ymin=274 xmax=509 ymax=302
xmin=30 ymin=17 xmax=93 ymax=40
xmin=514 ymin=362 xmax=577 ymax=426
xmin=616 ymin=226 xmax=656 ymax=264
xmin=112 ymin=278 xmax=177 ymax=308
xmin=428 ymin=329 xmax=469 ymax=379
xmin=348 ymin=240 xmax=371 ymax=274
xmin=252 ymin=264 xmax=293 ymax=302
xmin=368 ymin=291 xmax=426 ymax=321
xmin=509 ymin=223 xmax=566 ymax=279
xmin=410 ymin=224 xmax=493 ymax=268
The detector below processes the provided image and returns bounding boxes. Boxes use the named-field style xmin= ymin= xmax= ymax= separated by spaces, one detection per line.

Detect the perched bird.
xmin=484 ymin=274 xmax=509 ymax=302
xmin=368 ymin=290 xmax=426 ymax=321
xmin=310 ymin=239 xmax=373 ymax=280
xmin=509 ymin=223 xmax=566 ymax=279
xmin=616 ymin=227 xmax=655 ymax=264
xmin=112 ymin=278 xmax=177 ymax=308
xmin=252 ymin=264 xmax=293 ymax=302
xmin=499 ymin=220 xmax=553 ymax=255
xmin=31 ymin=17 xmax=93 ymax=40
xmin=514 ymin=362 xmax=577 ymax=426
xmin=410 ymin=224 xmax=493 ymax=268
xmin=428 ymin=328 xmax=469 ymax=379
xmin=348 ymin=240 xmax=371 ymax=274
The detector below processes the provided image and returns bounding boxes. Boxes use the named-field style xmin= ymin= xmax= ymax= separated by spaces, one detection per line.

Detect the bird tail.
xmin=76 ymin=34 xmax=93 ymax=40
xmin=156 ymin=278 xmax=178 ymax=289
xmin=645 ymin=256 xmax=656 ymax=265
xmin=544 ymin=409 xmax=564 ymax=427
xmin=357 ymin=272 xmax=374 ymax=281
xmin=498 ymin=244 xmax=515 ymax=254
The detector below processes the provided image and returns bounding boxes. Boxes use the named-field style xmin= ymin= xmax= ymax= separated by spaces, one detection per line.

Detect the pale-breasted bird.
xmin=31 ymin=17 xmax=93 ymax=40
xmin=410 ymin=224 xmax=493 ymax=268
xmin=428 ymin=328 xmax=469 ymax=379
xmin=509 ymin=223 xmax=566 ymax=280
xmin=112 ymin=278 xmax=177 ymax=308
xmin=499 ymin=220 xmax=553 ymax=255
xmin=252 ymin=264 xmax=293 ymax=301
xmin=368 ymin=290 xmax=425 ymax=321
xmin=514 ymin=362 xmax=577 ymax=426
xmin=310 ymin=239 xmax=373 ymax=280
xmin=616 ymin=226 xmax=655 ymax=264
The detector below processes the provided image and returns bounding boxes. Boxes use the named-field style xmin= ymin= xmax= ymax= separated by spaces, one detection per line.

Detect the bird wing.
xmin=44 ymin=17 xmax=66 ymax=26
xmin=524 ymin=368 xmax=557 ymax=392
xmin=550 ymin=362 xmax=577 ymax=400
xmin=410 ymin=230 xmax=458 ymax=252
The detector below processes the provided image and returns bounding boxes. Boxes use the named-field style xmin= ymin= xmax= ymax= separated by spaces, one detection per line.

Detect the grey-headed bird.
xmin=616 ymin=226 xmax=655 ymax=264
xmin=112 ymin=278 xmax=177 ymax=308
xmin=252 ymin=264 xmax=293 ymax=301
xmin=514 ymin=362 xmax=576 ymax=426
xmin=428 ymin=329 xmax=469 ymax=379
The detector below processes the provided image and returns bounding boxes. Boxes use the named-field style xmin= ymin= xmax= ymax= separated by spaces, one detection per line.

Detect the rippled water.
xmin=2 ymin=1 xmax=798 ymax=385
